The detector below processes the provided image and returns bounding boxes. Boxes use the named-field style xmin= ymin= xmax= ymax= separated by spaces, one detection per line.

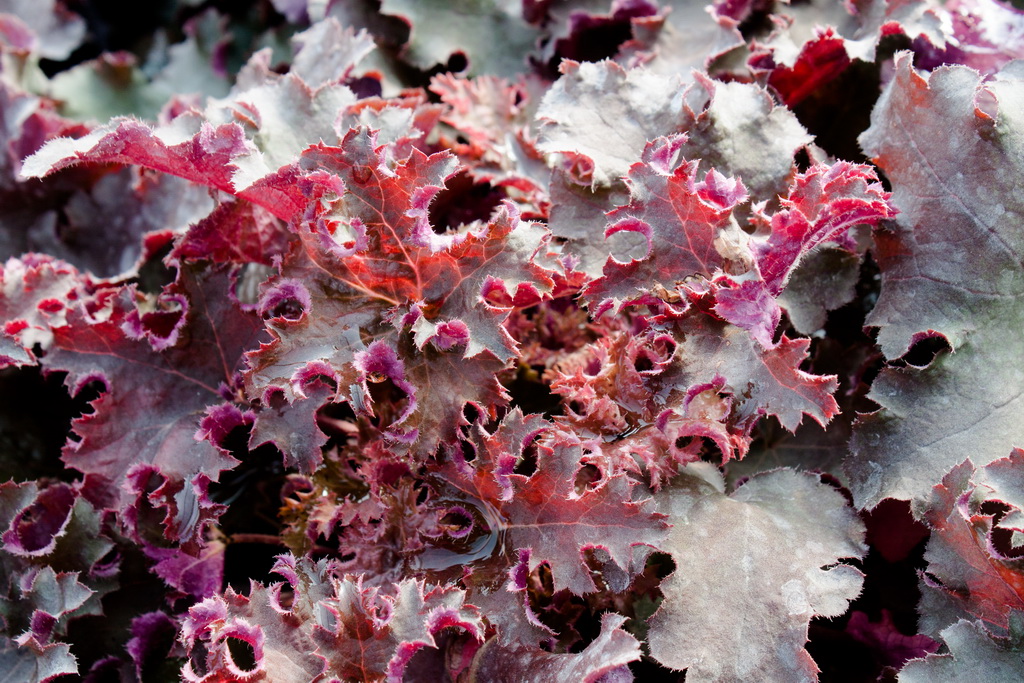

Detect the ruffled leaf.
xmin=246 ymin=129 xmax=555 ymax=452
xmin=180 ymin=554 xmax=483 ymax=682
xmin=43 ymin=265 xmax=261 ymax=544
xmin=916 ymin=452 xmax=1024 ymax=635
xmin=436 ymin=414 xmax=668 ymax=595
xmin=583 ymin=136 xmax=747 ymax=309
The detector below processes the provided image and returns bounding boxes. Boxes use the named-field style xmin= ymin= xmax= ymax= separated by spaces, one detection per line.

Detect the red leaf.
xmin=919 ymin=452 xmax=1024 ymax=632
xmin=436 ymin=414 xmax=668 ymax=595
xmin=172 ymin=198 xmax=291 ymax=267
xmin=766 ymin=29 xmax=851 ymax=107
xmin=246 ymin=130 xmax=556 ymax=453
xmin=0 ymin=255 xmax=83 ymax=358
xmin=584 ymin=136 xmax=747 ymax=310
xmin=43 ymin=266 xmax=261 ymax=544
xmin=752 ymin=161 xmax=894 ymax=296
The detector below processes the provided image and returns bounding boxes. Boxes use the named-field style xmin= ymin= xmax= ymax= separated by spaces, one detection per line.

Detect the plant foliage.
xmin=1 ymin=0 xmax=1024 ymax=680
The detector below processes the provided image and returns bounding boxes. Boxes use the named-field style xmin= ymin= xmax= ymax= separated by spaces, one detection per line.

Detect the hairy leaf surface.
xmin=849 ymin=54 xmax=1024 ymax=507
xmin=647 ymin=466 xmax=866 ymax=681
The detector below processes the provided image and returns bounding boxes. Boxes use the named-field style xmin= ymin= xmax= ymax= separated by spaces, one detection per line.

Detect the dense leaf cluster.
xmin=1 ymin=0 xmax=1023 ymax=680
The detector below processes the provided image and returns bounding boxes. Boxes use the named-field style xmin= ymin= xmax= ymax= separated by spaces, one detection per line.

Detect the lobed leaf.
xmin=380 ymin=0 xmax=539 ymax=77
xmin=536 ymin=60 xmax=686 ymax=187
xmin=436 ymin=414 xmax=668 ymax=595
xmin=43 ymin=266 xmax=261 ymax=544
xmin=849 ymin=54 xmax=1024 ymax=508
xmin=899 ymin=615 xmax=1024 ymax=682
xmin=466 ymin=612 xmax=641 ymax=682
xmin=180 ymin=554 xmax=483 ymax=682
xmin=915 ymin=452 xmax=1024 ymax=635
xmin=647 ymin=466 xmax=866 ymax=682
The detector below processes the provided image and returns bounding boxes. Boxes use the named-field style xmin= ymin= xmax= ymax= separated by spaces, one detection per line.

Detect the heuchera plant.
xmin=1 ymin=0 xmax=1023 ymax=680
